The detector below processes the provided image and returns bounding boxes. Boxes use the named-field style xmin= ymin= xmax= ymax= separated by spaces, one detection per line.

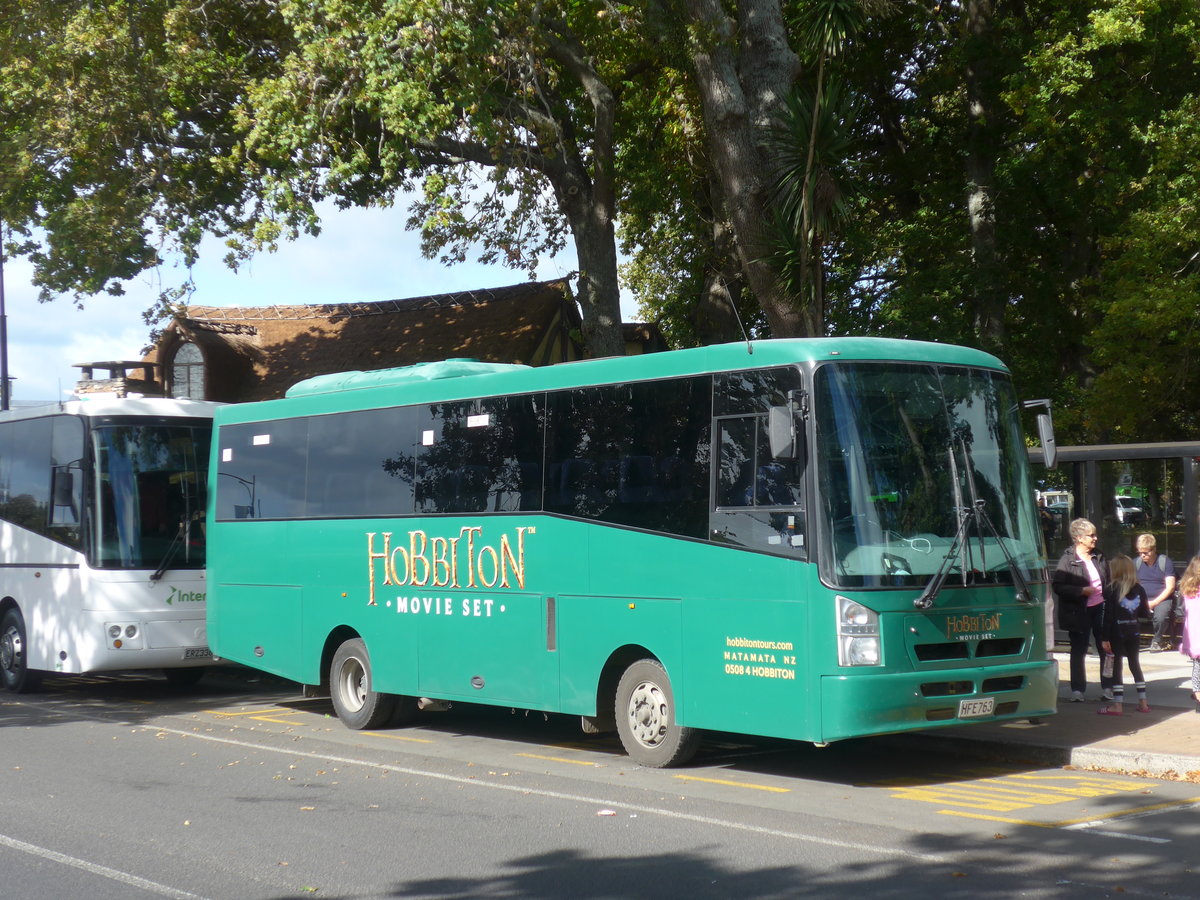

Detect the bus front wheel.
xmin=614 ymin=659 xmax=700 ymax=768
xmin=329 ymin=638 xmax=396 ymax=730
xmin=0 ymin=608 xmax=41 ymax=694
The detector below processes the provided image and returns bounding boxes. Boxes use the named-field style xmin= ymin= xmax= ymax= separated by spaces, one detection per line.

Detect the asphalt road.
xmin=3 ymin=667 xmax=1199 ymax=899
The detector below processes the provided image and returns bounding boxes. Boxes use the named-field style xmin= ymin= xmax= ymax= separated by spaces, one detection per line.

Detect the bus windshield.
xmin=90 ymin=421 xmax=211 ymax=570
xmin=814 ymin=362 xmax=1041 ymax=589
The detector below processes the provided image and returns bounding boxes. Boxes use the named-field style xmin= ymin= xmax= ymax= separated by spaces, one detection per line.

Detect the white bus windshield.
xmin=90 ymin=422 xmax=211 ymax=570
xmin=814 ymin=362 xmax=1041 ymax=589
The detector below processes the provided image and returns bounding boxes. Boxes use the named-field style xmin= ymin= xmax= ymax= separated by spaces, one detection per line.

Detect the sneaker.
xmin=1148 ymin=643 xmax=1164 ymax=652
xmin=1070 ymin=691 xmax=1085 ymax=702
xmin=1102 ymin=690 xmax=1114 ymax=701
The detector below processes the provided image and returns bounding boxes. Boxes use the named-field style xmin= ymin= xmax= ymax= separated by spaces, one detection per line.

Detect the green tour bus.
xmin=207 ymin=338 xmax=1057 ymax=767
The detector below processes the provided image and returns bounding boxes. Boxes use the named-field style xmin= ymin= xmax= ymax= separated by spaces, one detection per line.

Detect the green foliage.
xmin=0 ymin=0 xmax=290 ymax=306
xmin=3 ymin=0 xmax=1199 ymax=439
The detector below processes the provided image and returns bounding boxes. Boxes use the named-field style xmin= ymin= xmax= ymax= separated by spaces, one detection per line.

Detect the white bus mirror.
xmin=1037 ymin=413 xmax=1057 ymax=469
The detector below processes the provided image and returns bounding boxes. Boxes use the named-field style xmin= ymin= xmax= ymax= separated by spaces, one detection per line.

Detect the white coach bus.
xmin=0 ymin=397 xmax=218 ymax=691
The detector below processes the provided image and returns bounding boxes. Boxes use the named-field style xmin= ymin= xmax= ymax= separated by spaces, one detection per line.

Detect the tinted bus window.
xmin=415 ymin=395 xmax=544 ymax=514
xmin=308 ymin=407 xmax=418 ymax=518
xmin=216 ymin=419 xmax=309 ymax=520
xmin=0 ymin=417 xmax=53 ymax=535
xmin=546 ymin=376 xmax=709 ymax=537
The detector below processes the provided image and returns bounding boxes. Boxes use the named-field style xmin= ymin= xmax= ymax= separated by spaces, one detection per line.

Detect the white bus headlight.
xmin=837 ymin=596 xmax=881 ymax=667
xmin=108 ymin=625 xmax=122 ymax=639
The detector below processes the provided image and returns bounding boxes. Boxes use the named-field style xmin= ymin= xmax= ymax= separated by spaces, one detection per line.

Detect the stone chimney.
xmin=73 ymin=361 xmax=163 ymax=398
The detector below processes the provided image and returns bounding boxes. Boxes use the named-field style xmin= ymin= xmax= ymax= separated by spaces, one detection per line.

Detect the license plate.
xmin=957 ymin=697 xmax=994 ymax=718
xmin=184 ymin=647 xmax=212 ymax=660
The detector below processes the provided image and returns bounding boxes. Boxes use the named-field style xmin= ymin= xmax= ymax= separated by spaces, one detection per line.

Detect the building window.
xmin=171 ymin=342 xmax=205 ymax=400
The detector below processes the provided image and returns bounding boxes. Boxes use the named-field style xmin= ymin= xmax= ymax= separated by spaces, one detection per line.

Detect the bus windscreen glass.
xmin=91 ymin=422 xmax=211 ymax=569
xmin=815 ymin=363 xmax=1041 ymax=589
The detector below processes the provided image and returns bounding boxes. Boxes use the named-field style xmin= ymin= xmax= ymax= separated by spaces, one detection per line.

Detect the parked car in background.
xmin=1115 ymin=495 xmax=1146 ymax=526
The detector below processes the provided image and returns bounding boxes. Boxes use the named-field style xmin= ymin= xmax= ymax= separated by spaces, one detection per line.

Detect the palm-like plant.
xmin=766 ymin=0 xmax=887 ymax=335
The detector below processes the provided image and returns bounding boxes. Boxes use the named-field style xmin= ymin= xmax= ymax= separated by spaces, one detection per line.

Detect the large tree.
xmin=242 ymin=0 xmax=668 ymax=358
xmin=2 ymin=0 xmax=662 ymax=359
xmin=0 ymin=0 xmax=288 ymax=302
xmin=819 ymin=0 xmax=1200 ymax=440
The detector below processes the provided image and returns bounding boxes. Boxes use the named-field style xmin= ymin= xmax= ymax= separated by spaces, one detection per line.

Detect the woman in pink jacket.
xmin=1179 ymin=555 xmax=1200 ymax=712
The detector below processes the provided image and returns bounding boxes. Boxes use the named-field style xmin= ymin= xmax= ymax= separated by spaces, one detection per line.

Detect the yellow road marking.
xmin=516 ymin=753 xmax=599 ymax=766
xmin=207 ymin=707 xmax=297 ymax=717
xmin=544 ymin=741 xmax=619 ymax=753
xmin=207 ymin=707 xmax=315 ymax=725
xmin=887 ymin=771 xmax=1171 ymax=816
xmin=362 ymin=731 xmax=435 ymax=744
xmin=673 ymin=774 xmax=790 ymax=793
xmin=940 ymin=796 xmax=1200 ymax=828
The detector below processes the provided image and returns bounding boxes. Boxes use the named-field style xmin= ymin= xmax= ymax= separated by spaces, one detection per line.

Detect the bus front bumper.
xmin=819 ymin=659 xmax=1058 ymax=744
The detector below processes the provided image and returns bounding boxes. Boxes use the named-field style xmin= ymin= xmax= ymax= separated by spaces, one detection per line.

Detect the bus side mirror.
xmin=768 ymin=405 xmax=803 ymax=461
xmin=1036 ymin=413 xmax=1056 ymax=470
xmin=50 ymin=467 xmax=79 ymax=526
xmin=52 ymin=468 xmax=75 ymax=507
xmin=1023 ymin=399 xmax=1057 ymax=470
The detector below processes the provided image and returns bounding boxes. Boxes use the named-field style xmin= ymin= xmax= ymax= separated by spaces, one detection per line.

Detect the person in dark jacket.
xmin=1052 ymin=518 xmax=1110 ymax=702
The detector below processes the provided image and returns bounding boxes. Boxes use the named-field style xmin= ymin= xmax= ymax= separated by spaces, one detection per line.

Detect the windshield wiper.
xmin=913 ymin=500 xmax=975 ymax=609
xmin=971 ymin=501 xmax=1035 ymax=605
xmin=915 ymin=437 xmax=1035 ymax=609
xmin=150 ymin=516 xmax=187 ymax=582
xmin=959 ymin=437 xmax=988 ymax=575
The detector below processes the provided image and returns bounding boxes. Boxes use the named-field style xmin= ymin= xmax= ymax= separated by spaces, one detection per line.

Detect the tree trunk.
xmin=568 ymin=199 xmax=625 ymax=359
xmin=540 ymin=14 xmax=626 ymax=360
xmin=694 ymin=203 xmax=748 ymax=345
xmin=682 ymin=0 xmax=810 ymax=337
xmin=963 ymin=0 xmax=1006 ymax=352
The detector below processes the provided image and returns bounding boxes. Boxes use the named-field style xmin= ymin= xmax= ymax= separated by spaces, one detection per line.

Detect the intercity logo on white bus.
xmin=166 ymin=586 xmax=206 ymax=605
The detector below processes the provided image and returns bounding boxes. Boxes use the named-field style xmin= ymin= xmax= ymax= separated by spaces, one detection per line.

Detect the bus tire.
xmin=614 ymin=659 xmax=700 ymax=768
xmin=329 ymin=638 xmax=396 ymax=730
xmin=0 ymin=607 xmax=42 ymax=694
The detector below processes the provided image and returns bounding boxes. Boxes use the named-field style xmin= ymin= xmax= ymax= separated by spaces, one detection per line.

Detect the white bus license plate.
xmin=957 ymin=697 xmax=994 ymax=719
xmin=184 ymin=648 xmax=212 ymax=660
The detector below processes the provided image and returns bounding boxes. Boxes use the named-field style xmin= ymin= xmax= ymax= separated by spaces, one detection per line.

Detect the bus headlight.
xmin=837 ymin=596 xmax=881 ymax=667
xmin=108 ymin=625 xmax=122 ymax=639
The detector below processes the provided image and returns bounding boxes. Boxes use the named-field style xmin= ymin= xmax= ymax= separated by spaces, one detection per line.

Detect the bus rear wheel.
xmin=329 ymin=638 xmax=396 ymax=730
xmin=614 ymin=659 xmax=700 ymax=768
xmin=0 ymin=608 xmax=41 ymax=694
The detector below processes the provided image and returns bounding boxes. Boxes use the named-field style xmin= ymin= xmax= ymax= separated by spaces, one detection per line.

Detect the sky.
xmin=1 ymin=203 xmax=622 ymax=405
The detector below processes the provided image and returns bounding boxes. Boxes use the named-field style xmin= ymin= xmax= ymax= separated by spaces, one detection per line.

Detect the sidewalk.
xmin=903 ymin=648 xmax=1200 ymax=779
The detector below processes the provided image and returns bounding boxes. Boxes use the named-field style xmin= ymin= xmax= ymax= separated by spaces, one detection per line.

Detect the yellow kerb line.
xmin=516 ymin=753 xmax=599 ymax=766
xmin=207 ymin=707 xmax=304 ymax=718
xmin=674 ymin=774 xmax=790 ymax=793
xmin=362 ymin=732 xmax=435 ymax=744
